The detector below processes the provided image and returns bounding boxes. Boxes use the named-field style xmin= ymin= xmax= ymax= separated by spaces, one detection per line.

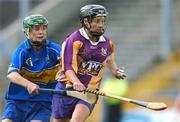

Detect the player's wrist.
xmin=70 ymin=78 xmax=82 ymax=83
xmin=25 ymin=81 xmax=32 ymax=88
xmin=71 ymin=80 xmax=80 ymax=84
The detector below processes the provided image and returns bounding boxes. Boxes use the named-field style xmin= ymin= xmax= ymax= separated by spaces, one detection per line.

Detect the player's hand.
xmin=115 ymin=68 xmax=126 ymax=79
xmin=72 ymin=82 xmax=86 ymax=91
xmin=26 ymin=82 xmax=39 ymax=94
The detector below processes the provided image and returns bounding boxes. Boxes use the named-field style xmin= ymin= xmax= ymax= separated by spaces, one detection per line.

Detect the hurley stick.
xmin=83 ymin=88 xmax=167 ymax=111
xmin=38 ymin=88 xmax=97 ymax=104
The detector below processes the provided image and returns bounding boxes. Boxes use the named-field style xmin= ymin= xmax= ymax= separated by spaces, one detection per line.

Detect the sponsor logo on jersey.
xmin=78 ymin=61 xmax=103 ymax=76
xmin=90 ymin=45 xmax=98 ymax=49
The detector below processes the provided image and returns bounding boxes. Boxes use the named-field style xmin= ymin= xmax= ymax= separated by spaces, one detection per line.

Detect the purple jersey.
xmin=57 ymin=28 xmax=115 ymax=89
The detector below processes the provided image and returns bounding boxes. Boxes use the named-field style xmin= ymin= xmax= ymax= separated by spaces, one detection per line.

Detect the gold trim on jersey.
xmin=19 ymin=66 xmax=59 ymax=84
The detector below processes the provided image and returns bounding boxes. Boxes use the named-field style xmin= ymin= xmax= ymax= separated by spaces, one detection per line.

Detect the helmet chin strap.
xmin=30 ymin=40 xmax=46 ymax=47
xmin=90 ymin=29 xmax=104 ymax=37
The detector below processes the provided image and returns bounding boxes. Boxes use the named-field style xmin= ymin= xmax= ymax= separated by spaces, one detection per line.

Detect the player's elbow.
xmin=7 ymin=72 xmax=18 ymax=81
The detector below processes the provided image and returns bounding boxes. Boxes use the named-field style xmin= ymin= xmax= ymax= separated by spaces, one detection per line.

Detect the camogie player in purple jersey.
xmin=52 ymin=4 xmax=126 ymax=122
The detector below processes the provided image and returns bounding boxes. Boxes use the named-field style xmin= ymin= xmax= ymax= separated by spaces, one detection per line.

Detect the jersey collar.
xmin=79 ymin=27 xmax=106 ymax=45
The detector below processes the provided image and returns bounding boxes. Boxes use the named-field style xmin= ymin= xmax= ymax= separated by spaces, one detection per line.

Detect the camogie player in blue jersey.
xmin=2 ymin=14 xmax=61 ymax=122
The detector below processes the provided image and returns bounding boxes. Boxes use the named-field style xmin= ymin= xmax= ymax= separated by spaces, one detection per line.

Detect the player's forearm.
xmin=65 ymin=70 xmax=85 ymax=91
xmin=110 ymin=63 xmax=118 ymax=73
xmin=106 ymin=57 xmax=118 ymax=74
xmin=106 ymin=57 xmax=126 ymax=79
xmin=65 ymin=70 xmax=81 ymax=84
xmin=7 ymin=72 xmax=31 ymax=88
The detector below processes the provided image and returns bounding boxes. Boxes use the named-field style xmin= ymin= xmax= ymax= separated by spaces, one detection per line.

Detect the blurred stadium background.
xmin=0 ymin=0 xmax=180 ymax=122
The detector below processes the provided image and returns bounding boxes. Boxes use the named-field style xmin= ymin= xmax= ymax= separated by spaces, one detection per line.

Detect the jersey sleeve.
xmin=61 ymin=38 xmax=82 ymax=73
xmin=7 ymin=49 xmax=24 ymax=74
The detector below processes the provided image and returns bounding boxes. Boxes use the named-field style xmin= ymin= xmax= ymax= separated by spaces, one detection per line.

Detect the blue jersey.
xmin=6 ymin=39 xmax=61 ymax=102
